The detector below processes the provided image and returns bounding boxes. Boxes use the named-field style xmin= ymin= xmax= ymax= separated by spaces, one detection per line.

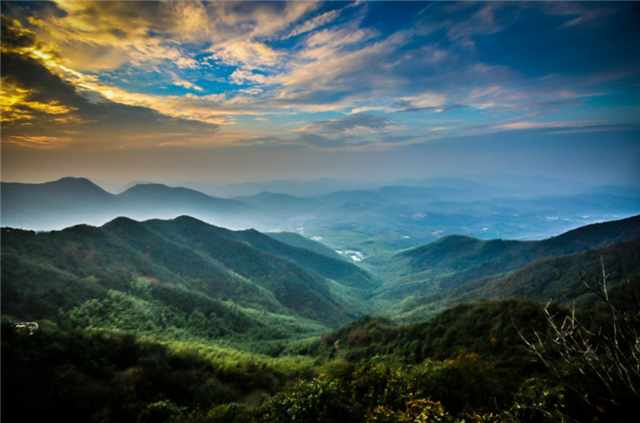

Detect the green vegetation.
xmin=1 ymin=216 xmax=375 ymax=336
xmin=374 ymin=215 xmax=640 ymax=322
xmin=5 ymin=288 xmax=638 ymax=422
xmin=2 ymin=215 xmax=639 ymax=422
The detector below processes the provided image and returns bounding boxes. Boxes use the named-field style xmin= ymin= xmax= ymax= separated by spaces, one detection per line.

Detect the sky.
xmin=1 ymin=0 xmax=640 ymax=189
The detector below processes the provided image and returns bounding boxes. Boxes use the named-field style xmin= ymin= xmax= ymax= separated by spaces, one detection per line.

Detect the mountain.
xmin=117 ymin=183 xmax=254 ymax=228
xmin=453 ymin=238 xmax=640 ymax=306
xmin=4 ymin=176 xmax=640 ymax=248
xmin=3 ymin=201 xmax=639 ymax=423
xmin=1 ymin=216 xmax=376 ymax=342
xmin=378 ymin=214 xmax=640 ymax=321
xmin=1 ymin=178 xmax=257 ymax=231
xmin=401 ymin=214 xmax=640 ymax=273
xmin=320 ymin=299 xmax=557 ymax=368
xmin=232 ymin=183 xmax=640 ymax=252
xmin=266 ymin=231 xmax=346 ymax=261
xmin=1 ymin=177 xmax=127 ymax=229
xmin=118 ymin=183 xmax=248 ymax=212
xmin=233 ymin=191 xmax=321 ymax=215
xmin=217 ymin=177 xmax=381 ymax=197
xmin=5 ymin=212 xmax=639 ymax=332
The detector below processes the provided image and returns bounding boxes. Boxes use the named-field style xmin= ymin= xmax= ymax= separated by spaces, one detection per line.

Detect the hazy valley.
xmin=3 ymin=176 xmax=640 ymax=423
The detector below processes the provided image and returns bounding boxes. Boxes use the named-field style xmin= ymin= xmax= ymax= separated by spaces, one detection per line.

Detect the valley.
xmin=2 ymin=177 xmax=640 ymax=423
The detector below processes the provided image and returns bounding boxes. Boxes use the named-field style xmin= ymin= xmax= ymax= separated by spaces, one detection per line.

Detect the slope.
xmin=1 ymin=216 xmax=374 ymax=344
xmin=377 ymin=215 xmax=640 ymax=320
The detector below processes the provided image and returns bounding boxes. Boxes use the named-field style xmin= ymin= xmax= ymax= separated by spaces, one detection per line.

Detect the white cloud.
xmin=170 ymin=73 xmax=203 ymax=92
xmin=210 ymin=40 xmax=281 ymax=70
xmin=394 ymin=92 xmax=447 ymax=111
xmin=286 ymin=9 xmax=341 ymax=39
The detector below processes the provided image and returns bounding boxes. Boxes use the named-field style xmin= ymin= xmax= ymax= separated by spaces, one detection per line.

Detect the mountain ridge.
xmin=1 ymin=215 xmax=375 ymax=338
xmin=3 ymin=176 xmax=639 ymax=248
xmin=379 ymin=214 xmax=640 ymax=321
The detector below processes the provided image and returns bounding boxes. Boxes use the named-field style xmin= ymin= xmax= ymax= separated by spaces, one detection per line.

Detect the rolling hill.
xmin=1 ymin=216 xmax=376 ymax=344
xmin=377 ymin=215 xmax=640 ymax=321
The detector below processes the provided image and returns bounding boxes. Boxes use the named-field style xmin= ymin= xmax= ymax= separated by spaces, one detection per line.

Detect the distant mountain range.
xmin=186 ymin=174 xmax=597 ymax=198
xmin=1 ymin=177 xmax=254 ymax=231
xmin=3 ymin=176 xmax=640 ymax=251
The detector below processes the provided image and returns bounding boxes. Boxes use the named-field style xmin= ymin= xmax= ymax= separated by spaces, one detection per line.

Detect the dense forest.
xmin=3 ymin=215 xmax=640 ymax=422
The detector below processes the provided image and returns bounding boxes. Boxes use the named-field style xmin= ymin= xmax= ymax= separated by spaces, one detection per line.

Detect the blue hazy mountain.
xmin=1 ymin=178 xmax=256 ymax=230
xmin=116 ymin=183 xmax=254 ymax=228
xmin=3 ymin=176 xmax=640 ymax=249
xmin=1 ymin=177 xmax=127 ymax=229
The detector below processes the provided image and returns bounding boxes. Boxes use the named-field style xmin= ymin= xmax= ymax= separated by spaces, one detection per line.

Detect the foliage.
xmin=1 ymin=320 xmax=313 ymax=423
xmin=521 ymin=260 xmax=640 ymax=422
xmin=3 ymin=215 xmax=640 ymax=423
xmin=382 ymin=218 xmax=640 ymax=322
xmin=0 ymin=218 xmax=371 ymax=344
xmin=366 ymin=395 xmax=451 ymax=423
xmin=509 ymin=380 xmax=568 ymax=423
xmin=263 ymin=375 xmax=355 ymax=423
xmin=317 ymin=300 xmax=552 ymax=372
xmin=137 ymin=399 xmax=187 ymax=423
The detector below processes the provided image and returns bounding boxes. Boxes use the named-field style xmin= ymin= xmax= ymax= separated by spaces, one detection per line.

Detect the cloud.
xmin=0 ymin=3 xmax=526 ymax=120
xmin=392 ymin=92 xmax=448 ymax=113
xmin=170 ymin=72 xmax=203 ymax=92
xmin=295 ymin=132 xmax=344 ymax=148
xmin=544 ymin=2 xmax=618 ymax=28
xmin=27 ymin=1 xmax=190 ymax=71
xmin=380 ymin=135 xmax=415 ymax=144
xmin=286 ymin=9 xmax=341 ymax=39
xmin=306 ymin=113 xmax=394 ymax=134
xmin=494 ymin=120 xmax=601 ymax=131
xmin=207 ymin=1 xmax=318 ymax=40
xmin=273 ymin=27 xmax=385 ymax=93
xmin=290 ymin=113 xmax=400 ymax=150
xmin=0 ymin=19 xmax=220 ymax=149
xmin=2 ymin=0 xmax=638 ymax=154
xmin=211 ymin=40 xmax=281 ymax=70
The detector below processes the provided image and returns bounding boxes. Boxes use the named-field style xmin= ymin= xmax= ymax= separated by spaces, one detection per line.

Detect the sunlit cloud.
xmin=211 ymin=40 xmax=281 ymax=70
xmin=1 ymin=82 xmax=76 ymax=123
xmin=286 ymin=8 xmax=341 ymax=39
xmin=2 ymin=135 xmax=75 ymax=149
xmin=495 ymin=120 xmax=601 ymax=131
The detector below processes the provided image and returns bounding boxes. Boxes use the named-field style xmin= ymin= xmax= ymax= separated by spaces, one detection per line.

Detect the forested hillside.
xmin=374 ymin=215 xmax=640 ymax=321
xmin=3 ymin=215 xmax=639 ymax=422
xmin=1 ymin=216 xmax=375 ymax=346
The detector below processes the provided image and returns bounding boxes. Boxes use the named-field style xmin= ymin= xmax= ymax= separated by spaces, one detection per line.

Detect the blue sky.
xmin=1 ymin=1 xmax=639 ymax=187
